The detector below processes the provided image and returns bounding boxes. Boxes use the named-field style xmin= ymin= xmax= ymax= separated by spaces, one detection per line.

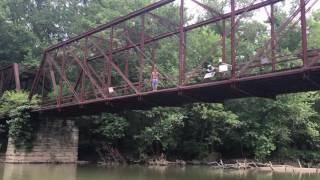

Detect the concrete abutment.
xmin=4 ymin=117 xmax=78 ymax=163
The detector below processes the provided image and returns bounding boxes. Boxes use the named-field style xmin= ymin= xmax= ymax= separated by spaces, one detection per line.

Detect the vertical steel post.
xmin=179 ymin=0 xmax=186 ymax=85
xmin=41 ymin=69 xmax=45 ymax=100
xmin=107 ymin=27 xmax=114 ymax=96
xmin=58 ymin=46 xmax=66 ymax=106
xmin=103 ymin=42 xmax=107 ymax=93
xmin=13 ymin=63 xmax=21 ymax=91
xmin=222 ymin=21 xmax=226 ymax=63
xmin=230 ymin=0 xmax=236 ymax=78
xmin=81 ymin=38 xmax=88 ymax=102
xmin=271 ymin=4 xmax=276 ymax=71
xmin=48 ymin=61 xmax=58 ymax=94
xmin=300 ymin=0 xmax=308 ymax=66
xmin=124 ymin=59 xmax=129 ymax=94
xmin=139 ymin=15 xmax=145 ymax=92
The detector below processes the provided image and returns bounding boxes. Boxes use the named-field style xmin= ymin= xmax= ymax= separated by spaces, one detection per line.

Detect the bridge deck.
xmin=32 ymin=64 xmax=320 ymax=116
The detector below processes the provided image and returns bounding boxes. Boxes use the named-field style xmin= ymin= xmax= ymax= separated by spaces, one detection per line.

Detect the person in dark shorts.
xmin=151 ymin=66 xmax=160 ymax=91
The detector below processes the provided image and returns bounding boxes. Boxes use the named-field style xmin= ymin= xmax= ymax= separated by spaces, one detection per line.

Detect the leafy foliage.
xmin=177 ymin=103 xmax=239 ymax=160
xmin=136 ymin=107 xmax=185 ymax=153
xmin=0 ymin=91 xmax=39 ymax=148
xmin=91 ymin=113 xmax=129 ymax=143
xmin=225 ymin=92 xmax=320 ymax=160
xmin=7 ymin=105 xmax=34 ymax=149
xmin=0 ymin=91 xmax=39 ymax=117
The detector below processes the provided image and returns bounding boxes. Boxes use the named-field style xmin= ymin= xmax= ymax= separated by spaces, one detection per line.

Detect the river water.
xmin=1 ymin=164 xmax=320 ymax=180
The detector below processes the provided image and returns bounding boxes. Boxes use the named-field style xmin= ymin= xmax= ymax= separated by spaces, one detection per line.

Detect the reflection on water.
xmin=1 ymin=164 xmax=77 ymax=180
xmin=0 ymin=164 xmax=319 ymax=180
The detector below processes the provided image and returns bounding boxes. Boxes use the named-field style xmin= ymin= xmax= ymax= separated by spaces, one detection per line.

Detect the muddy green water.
xmin=1 ymin=164 xmax=320 ymax=180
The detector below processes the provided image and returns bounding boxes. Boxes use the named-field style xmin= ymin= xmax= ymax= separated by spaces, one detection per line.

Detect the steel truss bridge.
xmin=7 ymin=0 xmax=318 ymax=116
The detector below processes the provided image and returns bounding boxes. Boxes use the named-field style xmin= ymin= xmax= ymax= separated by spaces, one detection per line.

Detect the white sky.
xmin=181 ymin=0 xmax=320 ymax=23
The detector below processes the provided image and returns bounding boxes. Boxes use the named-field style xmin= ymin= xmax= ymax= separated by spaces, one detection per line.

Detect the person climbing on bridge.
xmin=151 ymin=65 xmax=160 ymax=91
xmin=204 ymin=64 xmax=216 ymax=79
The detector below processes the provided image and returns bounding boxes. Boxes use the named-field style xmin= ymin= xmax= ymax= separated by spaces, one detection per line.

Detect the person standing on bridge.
xmin=151 ymin=66 xmax=160 ymax=91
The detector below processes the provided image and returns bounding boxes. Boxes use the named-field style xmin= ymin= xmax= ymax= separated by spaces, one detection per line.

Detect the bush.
xmin=178 ymin=141 xmax=209 ymax=160
xmin=7 ymin=105 xmax=33 ymax=148
xmin=0 ymin=91 xmax=39 ymax=148
xmin=91 ymin=113 xmax=129 ymax=143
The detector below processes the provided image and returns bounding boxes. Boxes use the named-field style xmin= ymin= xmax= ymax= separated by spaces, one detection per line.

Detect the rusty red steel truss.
xmin=28 ymin=0 xmax=320 ymax=115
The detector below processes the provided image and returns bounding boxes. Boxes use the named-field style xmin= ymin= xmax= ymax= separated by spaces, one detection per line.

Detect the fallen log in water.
xmin=208 ymin=159 xmax=258 ymax=169
xmin=206 ymin=160 xmax=320 ymax=173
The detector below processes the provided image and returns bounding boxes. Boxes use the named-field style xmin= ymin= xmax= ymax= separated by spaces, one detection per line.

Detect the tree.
xmin=177 ymin=103 xmax=239 ymax=160
xmin=135 ymin=107 xmax=184 ymax=157
xmin=308 ymin=10 xmax=320 ymax=49
xmin=224 ymin=92 xmax=320 ymax=160
xmin=91 ymin=113 xmax=129 ymax=144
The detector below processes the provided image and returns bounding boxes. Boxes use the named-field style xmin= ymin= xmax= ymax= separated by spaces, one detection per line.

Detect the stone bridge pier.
xmin=5 ymin=117 xmax=79 ymax=163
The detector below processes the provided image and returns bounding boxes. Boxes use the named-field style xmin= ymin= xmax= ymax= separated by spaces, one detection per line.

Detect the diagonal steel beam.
xmin=47 ymin=56 xmax=81 ymax=103
xmin=120 ymin=28 xmax=176 ymax=85
xmin=68 ymin=49 xmax=107 ymax=98
xmin=90 ymin=39 xmax=139 ymax=94
xmin=48 ymin=60 xmax=58 ymax=93
xmin=74 ymin=70 xmax=83 ymax=92
xmin=29 ymin=53 xmax=46 ymax=100
xmin=66 ymin=45 xmax=105 ymax=86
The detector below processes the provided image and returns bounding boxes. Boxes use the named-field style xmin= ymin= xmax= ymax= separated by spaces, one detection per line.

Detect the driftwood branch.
xmin=207 ymin=160 xmax=275 ymax=170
